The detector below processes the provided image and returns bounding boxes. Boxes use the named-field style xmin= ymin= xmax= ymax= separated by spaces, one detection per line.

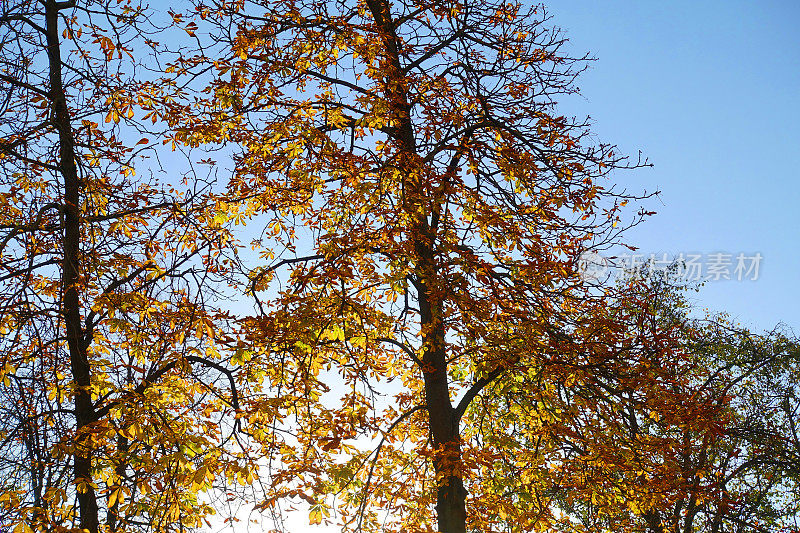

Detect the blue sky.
xmin=549 ymin=1 xmax=800 ymax=332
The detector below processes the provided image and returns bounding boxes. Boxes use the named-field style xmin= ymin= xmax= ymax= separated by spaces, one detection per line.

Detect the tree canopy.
xmin=0 ymin=1 xmax=797 ymax=533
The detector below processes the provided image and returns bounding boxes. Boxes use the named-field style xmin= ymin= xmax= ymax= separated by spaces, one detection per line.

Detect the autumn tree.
xmin=636 ymin=314 xmax=800 ymax=533
xmin=170 ymin=1 xmax=733 ymax=532
xmin=534 ymin=270 xmax=800 ymax=533
xmin=0 ymin=1 xmax=253 ymax=532
xmin=457 ymin=274 xmax=721 ymax=533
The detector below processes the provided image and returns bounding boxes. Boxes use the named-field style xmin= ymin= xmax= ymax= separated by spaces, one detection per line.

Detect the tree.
xmin=542 ymin=272 xmax=800 ymax=533
xmin=0 ymin=2 xmax=250 ymax=532
xmin=635 ymin=315 xmax=800 ymax=533
xmin=173 ymin=1 xmax=729 ymax=532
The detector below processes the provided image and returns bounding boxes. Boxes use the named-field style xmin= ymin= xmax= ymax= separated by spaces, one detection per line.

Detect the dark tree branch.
xmin=454 ymin=365 xmax=506 ymax=422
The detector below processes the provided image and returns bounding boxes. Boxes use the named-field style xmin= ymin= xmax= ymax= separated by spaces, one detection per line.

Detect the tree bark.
xmin=45 ymin=2 xmax=100 ymax=531
xmin=418 ymin=270 xmax=468 ymax=533
xmin=643 ymin=509 xmax=664 ymax=533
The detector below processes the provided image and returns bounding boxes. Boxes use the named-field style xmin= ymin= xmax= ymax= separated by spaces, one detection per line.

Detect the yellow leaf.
xmin=309 ymin=507 xmax=322 ymax=525
xmin=194 ymin=466 xmax=208 ymax=484
xmin=13 ymin=522 xmax=33 ymax=533
xmin=350 ymin=336 xmax=367 ymax=348
xmin=76 ymin=478 xmax=97 ymax=494
xmin=108 ymin=488 xmax=122 ymax=507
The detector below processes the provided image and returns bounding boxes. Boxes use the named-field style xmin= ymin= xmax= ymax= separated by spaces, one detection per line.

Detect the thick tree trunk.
xmin=643 ymin=509 xmax=664 ymax=533
xmin=415 ymin=218 xmax=466 ymax=533
xmin=362 ymin=0 xmax=469 ymax=529
xmin=45 ymin=2 xmax=100 ymax=532
xmin=418 ymin=276 xmax=468 ymax=533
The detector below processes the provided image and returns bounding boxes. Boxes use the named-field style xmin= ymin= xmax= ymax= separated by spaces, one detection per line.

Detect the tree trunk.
xmin=107 ymin=436 xmax=129 ymax=532
xmin=45 ymin=2 xmax=100 ymax=531
xmin=416 ymin=234 xmax=467 ymax=533
xmin=643 ymin=509 xmax=664 ymax=533
xmin=363 ymin=0 xmax=469 ymax=528
xmin=419 ymin=281 xmax=468 ymax=533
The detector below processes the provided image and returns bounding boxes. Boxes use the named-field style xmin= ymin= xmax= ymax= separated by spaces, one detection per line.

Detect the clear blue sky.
xmin=549 ymin=1 xmax=800 ymax=332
